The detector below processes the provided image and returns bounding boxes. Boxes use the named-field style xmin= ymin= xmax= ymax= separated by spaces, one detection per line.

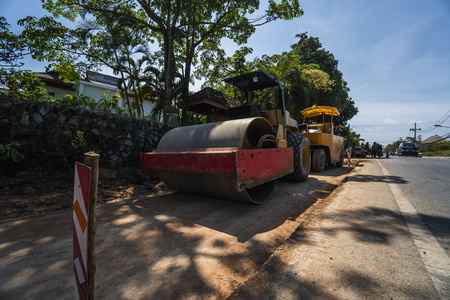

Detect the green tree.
xmin=291 ymin=32 xmax=358 ymax=126
xmin=196 ymin=46 xmax=255 ymax=90
xmin=252 ymin=52 xmax=334 ymax=120
xmin=0 ymin=68 xmax=49 ymax=102
xmin=0 ymin=18 xmax=50 ymax=102
xmin=1 ymin=17 xmax=25 ymax=68
xmin=20 ymin=0 xmax=303 ymax=122
xmin=197 ymin=33 xmax=356 ymax=125
xmin=197 ymin=48 xmax=334 ymax=121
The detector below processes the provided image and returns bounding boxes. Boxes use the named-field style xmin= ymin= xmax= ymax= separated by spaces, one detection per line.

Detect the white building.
xmin=35 ymin=70 xmax=156 ymax=116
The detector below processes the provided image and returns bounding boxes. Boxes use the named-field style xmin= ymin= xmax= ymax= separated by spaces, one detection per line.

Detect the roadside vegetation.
xmin=1 ymin=1 xmax=362 ymax=172
xmin=1 ymin=1 xmax=358 ymax=125
xmin=421 ymin=141 xmax=450 ymax=157
xmin=421 ymin=150 xmax=450 ymax=157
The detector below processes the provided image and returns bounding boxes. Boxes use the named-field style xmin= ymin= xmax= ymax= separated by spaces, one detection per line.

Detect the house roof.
xmin=422 ymin=135 xmax=446 ymax=144
xmin=35 ymin=70 xmax=121 ymax=90
xmin=184 ymin=87 xmax=241 ymax=115
xmin=35 ymin=71 xmax=75 ymax=89
xmin=85 ymin=71 xmax=119 ymax=89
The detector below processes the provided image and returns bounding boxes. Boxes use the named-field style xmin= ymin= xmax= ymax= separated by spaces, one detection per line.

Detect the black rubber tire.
xmin=312 ymin=149 xmax=326 ymax=173
xmin=336 ymin=148 xmax=344 ymax=167
xmin=285 ymin=132 xmax=310 ymax=182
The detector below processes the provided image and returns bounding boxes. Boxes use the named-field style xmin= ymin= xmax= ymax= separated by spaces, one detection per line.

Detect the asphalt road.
xmin=230 ymin=157 xmax=450 ymax=299
xmin=378 ymin=156 xmax=450 ymax=256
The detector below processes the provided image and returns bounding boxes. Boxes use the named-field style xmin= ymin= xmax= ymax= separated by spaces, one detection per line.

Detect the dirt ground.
xmin=0 ymin=168 xmax=169 ymax=223
xmin=0 ymin=165 xmax=353 ymax=299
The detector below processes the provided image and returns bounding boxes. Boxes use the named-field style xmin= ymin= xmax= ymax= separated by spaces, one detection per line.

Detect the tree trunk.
xmin=162 ymin=26 xmax=176 ymax=124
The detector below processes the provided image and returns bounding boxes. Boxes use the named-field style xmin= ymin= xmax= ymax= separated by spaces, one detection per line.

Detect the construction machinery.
xmin=300 ymin=106 xmax=344 ymax=172
xmin=352 ymin=138 xmax=366 ymax=158
xmin=141 ymin=70 xmax=310 ymax=204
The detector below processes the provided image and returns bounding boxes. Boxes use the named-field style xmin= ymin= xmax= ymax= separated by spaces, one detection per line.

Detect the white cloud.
xmin=384 ymin=119 xmax=399 ymax=125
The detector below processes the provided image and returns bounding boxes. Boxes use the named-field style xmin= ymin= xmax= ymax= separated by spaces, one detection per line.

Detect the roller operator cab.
xmin=141 ymin=70 xmax=311 ymax=204
xmin=300 ymin=106 xmax=345 ymax=172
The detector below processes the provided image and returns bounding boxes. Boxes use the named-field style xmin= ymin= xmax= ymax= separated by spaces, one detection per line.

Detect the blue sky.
xmin=2 ymin=0 xmax=449 ymax=145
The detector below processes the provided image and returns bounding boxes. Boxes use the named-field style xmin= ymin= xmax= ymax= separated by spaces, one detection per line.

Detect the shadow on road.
xmin=229 ymin=205 xmax=445 ymax=299
xmin=345 ymin=174 xmax=408 ymax=184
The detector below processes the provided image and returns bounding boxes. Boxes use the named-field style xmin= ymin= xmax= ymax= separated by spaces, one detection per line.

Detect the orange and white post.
xmin=73 ymin=162 xmax=91 ymax=299
xmin=347 ymin=148 xmax=352 ymax=167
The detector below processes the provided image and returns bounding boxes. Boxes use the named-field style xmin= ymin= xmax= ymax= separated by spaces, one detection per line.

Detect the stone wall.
xmin=0 ymin=96 xmax=171 ymax=170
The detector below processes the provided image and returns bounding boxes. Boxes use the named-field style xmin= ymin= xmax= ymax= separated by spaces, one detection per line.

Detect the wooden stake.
xmin=84 ymin=152 xmax=100 ymax=300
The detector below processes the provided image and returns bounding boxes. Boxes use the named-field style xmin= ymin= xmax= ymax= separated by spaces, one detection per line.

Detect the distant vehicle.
xmin=398 ymin=142 xmax=420 ymax=157
xmin=352 ymin=138 xmax=366 ymax=158
xmin=377 ymin=147 xmax=383 ymax=158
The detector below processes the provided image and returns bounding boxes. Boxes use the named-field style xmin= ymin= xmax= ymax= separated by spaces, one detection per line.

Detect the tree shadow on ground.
xmin=0 ymin=167 xmax=353 ymax=299
xmin=345 ymin=174 xmax=408 ymax=184
xmin=228 ymin=206 xmax=445 ymax=299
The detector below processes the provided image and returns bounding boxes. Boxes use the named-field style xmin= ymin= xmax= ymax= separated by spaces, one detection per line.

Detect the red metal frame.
xmin=141 ymin=147 xmax=293 ymax=191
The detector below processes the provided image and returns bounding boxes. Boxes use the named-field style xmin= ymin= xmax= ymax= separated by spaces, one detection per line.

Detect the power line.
xmin=435 ymin=110 xmax=450 ymax=126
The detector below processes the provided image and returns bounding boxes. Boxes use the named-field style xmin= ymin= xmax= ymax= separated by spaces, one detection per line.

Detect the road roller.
xmin=141 ymin=70 xmax=311 ymax=204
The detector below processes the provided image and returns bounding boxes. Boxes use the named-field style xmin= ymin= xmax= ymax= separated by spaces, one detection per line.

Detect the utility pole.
xmin=410 ymin=122 xmax=421 ymax=142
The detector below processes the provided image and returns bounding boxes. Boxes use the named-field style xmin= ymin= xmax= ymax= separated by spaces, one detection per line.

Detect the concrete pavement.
xmin=229 ymin=158 xmax=448 ymax=299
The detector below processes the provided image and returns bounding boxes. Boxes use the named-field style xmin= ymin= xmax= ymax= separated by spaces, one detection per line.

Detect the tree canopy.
xmin=2 ymin=2 xmax=358 ymax=128
xmin=198 ymin=32 xmax=357 ymax=126
xmin=291 ymin=33 xmax=358 ymax=126
xmin=16 ymin=0 xmax=303 ymax=120
xmin=0 ymin=17 xmax=25 ymax=68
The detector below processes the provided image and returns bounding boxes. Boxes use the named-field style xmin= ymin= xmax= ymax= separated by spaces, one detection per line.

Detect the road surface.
xmin=379 ymin=156 xmax=450 ymax=255
xmin=1 ymin=157 xmax=449 ymax=299
xmin=230 ymin=156 xmax=450 ymax=299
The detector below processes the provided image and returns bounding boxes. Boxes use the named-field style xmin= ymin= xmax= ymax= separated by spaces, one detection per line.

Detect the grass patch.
xmin=422 ymin=150 xmax=450 ymax=157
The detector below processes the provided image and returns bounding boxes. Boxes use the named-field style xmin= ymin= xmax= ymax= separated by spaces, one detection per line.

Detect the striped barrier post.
xmin=73 ymin=162 xmax=91 ymax=300
xmin=347 ymin=149 xmax=352 ymax=167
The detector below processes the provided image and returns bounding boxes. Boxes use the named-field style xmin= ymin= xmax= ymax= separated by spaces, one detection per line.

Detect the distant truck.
xmin=398 ymin=142 xmax=420 ymax=157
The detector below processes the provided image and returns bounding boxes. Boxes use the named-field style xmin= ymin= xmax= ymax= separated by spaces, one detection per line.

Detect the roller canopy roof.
xmin=301 ymin=105 xmax=340 ymax=118
xmin=223 ymin=69 xmax=281 ymax=91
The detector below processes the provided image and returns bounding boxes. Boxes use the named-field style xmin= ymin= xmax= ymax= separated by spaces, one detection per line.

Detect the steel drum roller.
xmin=156 ymin=117 xmax=278 ymax=204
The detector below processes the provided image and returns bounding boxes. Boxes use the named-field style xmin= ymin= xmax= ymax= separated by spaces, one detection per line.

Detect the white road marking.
xmin=377 ymin=160 xmax=450 ymax=299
